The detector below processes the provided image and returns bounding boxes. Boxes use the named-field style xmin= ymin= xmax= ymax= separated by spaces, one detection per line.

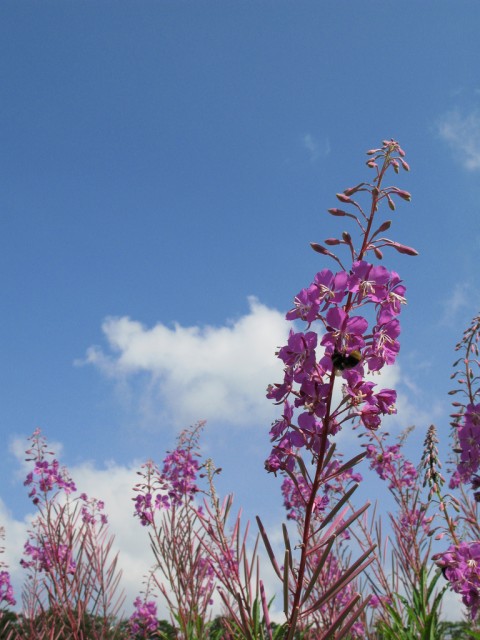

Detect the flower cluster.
xmin=162 ymin=445 xmax=200 ymax=506
xmin=364 ymin=441 xmax=417 ymax=491
xmin=129 ymin=596 xmax=159 ymax=637
xmin=266 ymin=260 xmax=405 ymax=471
xmin=0 ymin=570 xmax=15 ymax=607
xmin=451 ymin=403 xmax=480 ymax=488
xmin=21 ymin=540 xmax=77 ymax=575
xmin=24 ymin=429 xmax=77 ymax=505
xmin=0 ymin=527 xmax=15 ymax=607
xmin=266 ymin=140 xmax=414 ymax=474
xmin=79 ymin=493 xmax=109 ymax=526
xmin=434 ymin=541 xmax=480 ymax=619
xmin=281 ymin=459 xmax=362 ymax=521
xmin=133 ymin=424 xmax=204 ymax=526
xmin=133 ymin=460 xmax=170 ymax=526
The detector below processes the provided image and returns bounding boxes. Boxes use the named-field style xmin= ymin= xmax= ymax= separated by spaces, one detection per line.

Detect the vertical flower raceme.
xmin=129 ymin=595 xmax=159 ymax=638
xmin=261 ymin=140 xmax=417 ymax=639
xmin=0 ymin=527 xmax=15 ymax=607
xmin=432 ymin=314 xmax=480 ymax=621
xmin=266 ymin=141 xmax=416 ymax=476
xmin=434 ymin=541 xmax=480 ymax=619
xmin=449 ymin=313 xmax=480 ymax=493
xmin=132 ymin=422 xmax=216 ymax=638
xmin=24 ymin=428 xmax=77 ymax=506
xmin=19 ymin=430 xmax=124 ymax=640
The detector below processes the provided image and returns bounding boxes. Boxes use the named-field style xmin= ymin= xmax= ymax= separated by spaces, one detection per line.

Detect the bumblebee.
xmin=332 ymin=349 xmax=362 ymax=371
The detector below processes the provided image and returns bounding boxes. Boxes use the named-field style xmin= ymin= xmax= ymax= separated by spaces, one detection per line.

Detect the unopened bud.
xmin=344 ymin=182 xmax=365 ymax=196
xmin=401 ymin=159 xmax=410 ymax=171
xmin=392 ymin=188 xmax=411 ymax=201
xmin=336 ymin=193 xmax=353 ymax=204
xmin=377 ymin=220 xmax=392 ymax=232
xmin=373 ymin=247 xmax=383 ymax=259
xmin=325 ymin=238 xmax=340 ymax=245
xmin=389 ymin=241 xmax=418 ymax=256
xmin=387 ymin=195 xmax=395 ymax=211
xmin=328 ymin=208 xmax=347 ymax=216
xmin=310 ymin=243 xmax=329 ymax=255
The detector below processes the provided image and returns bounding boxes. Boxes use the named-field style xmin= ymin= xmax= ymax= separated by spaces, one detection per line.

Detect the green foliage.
xmin=374 ymin=568 xmax=447 ymax=640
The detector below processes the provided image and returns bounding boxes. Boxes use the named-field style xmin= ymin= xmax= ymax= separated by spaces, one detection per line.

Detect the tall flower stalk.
xmin=261 ymin=140 xmax=417 ymax=639
xmin=432 ymin=312 xmax=480 ymax=621
xmin=19 ymin=429 xmax=125 ymax=639
xmin=132 ymin=421 xmax=216 ymax=639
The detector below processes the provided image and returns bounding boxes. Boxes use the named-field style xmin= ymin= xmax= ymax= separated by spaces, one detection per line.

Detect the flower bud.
xmin=336 ymin=193 xmax=353 ymax=204
xmin=328 ymin=208 xmax=347 ymax=216
xmin=392 ymin=188 xmax=411 ymax=201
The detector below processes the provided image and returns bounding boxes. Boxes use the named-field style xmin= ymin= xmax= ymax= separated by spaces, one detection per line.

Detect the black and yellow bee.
xmin=332 ymin=349 xmax=363 ymax=371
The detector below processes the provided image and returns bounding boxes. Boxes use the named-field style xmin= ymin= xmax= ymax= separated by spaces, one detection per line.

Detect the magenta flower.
xmin=265 ymin=140 xmax=413 ymax=477
xmin=277 ymin=330 xmax=318 ymax=383
xmin=349 ymin=261 xmax=391 ymax=303
xmin=162 ymin=446 xmax=200 ymax=505
xmin=286 ymin=287 xmax=320 ymax=323
xmin=21 ymin=540 xmax=76 ymax=575
xmin=0 ymin=570 xmax=15 ymax=606
xmin=434 ymin=541 xmax=480 ymax=619
xmin=321 ymin=307 xmax=368 ymax=356
xmin=454 ymin=403 xmax=480 ymax=486
xmin=311 ymin=269 xmax=349 ymax=309
xmin=129 ymin=596 xmax=158 ymax=636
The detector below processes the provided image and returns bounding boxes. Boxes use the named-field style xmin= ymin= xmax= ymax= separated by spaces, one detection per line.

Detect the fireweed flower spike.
xmin=132 ymin=422 xmax=217 ymax=638
xmin=0 ymin=527 xmax=15 ymax=607
xmin=262 ymin=140 xmax=417 ymax=638
xmin=432 ymin=313 xmax=480 ymax=620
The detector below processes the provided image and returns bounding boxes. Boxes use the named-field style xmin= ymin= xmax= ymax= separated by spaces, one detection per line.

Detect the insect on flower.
xmin=332 ymin=348 xmax=363 ymax=372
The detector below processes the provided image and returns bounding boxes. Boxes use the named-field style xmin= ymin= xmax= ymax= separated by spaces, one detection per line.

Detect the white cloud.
xmin=81 ymin=297 xmax=289 ymax=429
xmin=301 ymin=133 xmax=330 ymax=162
xmin=437 ymin=109 xmax=480 ymax=171
xmin=439 ymin=280 xmax=479 ymax=327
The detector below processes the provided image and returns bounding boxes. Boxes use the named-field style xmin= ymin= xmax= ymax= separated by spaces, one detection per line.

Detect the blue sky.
xmin=1 ymin=0 xmax=480 ymax=618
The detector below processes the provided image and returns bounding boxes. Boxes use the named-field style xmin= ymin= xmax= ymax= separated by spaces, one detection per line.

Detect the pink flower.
xmin=434 ymin=541 xmax=480 ymax=619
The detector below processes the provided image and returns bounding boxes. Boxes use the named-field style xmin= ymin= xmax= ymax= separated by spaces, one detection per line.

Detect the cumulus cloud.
xmin=81 ymin=297 xmax=289 ymax=429
xmin=437 ymin=109 xmax=480 ymax=170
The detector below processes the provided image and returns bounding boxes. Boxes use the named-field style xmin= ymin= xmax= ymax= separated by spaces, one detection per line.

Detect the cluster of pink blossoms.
xmin=266 ymin=260 xmax=405 ymax=472
xmin=129 ymin=596 xmax=158 ymax=636
xmin=450 ymin=403 xmax=480 ymax=490
xmin=133 ymin=443 xmax=201 ymax=526
xmin=0 ymin=570 xmax=15 ymax=607
xmin=24 ymin=458 xmax=77 ymax=505
xmin=79 ymin=493 xmax=108 ymax=526
xmin=281 ymin=459 xmax=362 ymax=521
xmin=20 ymin=540 xmax=77 ymax=575
xmin=434 ymin=541 xmax=480 ymax=619
xmin=364 ymin=442 xmax=417 ymax=491
xmin=23 ymin=429 xmax=77 ymax=505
